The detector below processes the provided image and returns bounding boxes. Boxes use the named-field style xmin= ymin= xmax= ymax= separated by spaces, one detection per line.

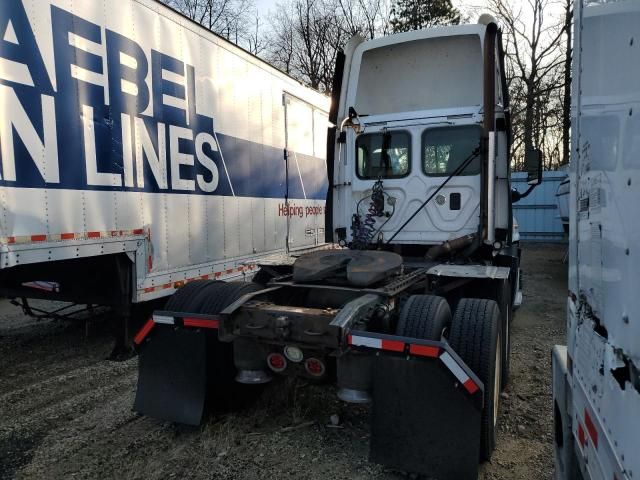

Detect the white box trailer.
xmin=0 ymin=0 xmax=329 ymax=329
xmin=553 ymin=1 xmax=640 ymax=479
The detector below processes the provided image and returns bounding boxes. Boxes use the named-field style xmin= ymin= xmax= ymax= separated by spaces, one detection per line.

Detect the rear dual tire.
xmin=166 ymin=280 xmax=264 ymax=409
xmin=448 ymin=298 xmax=502 ymax=461
xmin=396 ymin=294 xmax=451 ymax=340
xmin=396 ymin=295 xmax=503 ymax=462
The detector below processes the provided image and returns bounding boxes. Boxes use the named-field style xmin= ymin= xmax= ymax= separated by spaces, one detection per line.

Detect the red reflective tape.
xmin=409 ymin=344 xmax=440 ymax=358
xmin=87 ymin=231 xmax=101 ymax=238
xmin=7 ymin=237 xmax=16 ymax=244
xmin=31 ymin=234 xmax=47 ymax=242
xmin=584 ymin=409 xmax=598 ymax=449
xmin=463 ymin=378 xmax=479 ymax=394
xmin=214 ymin=272 xmax=222 ymax=278
xmin=347 ymin=334 xmax=353 ymax=345
xmin=144 ymin=287 xmax=155 ymax=293
xmin=578 ymin=423 xmax=587 ymax=447
xmin=61 ymin=232 xmax=75 ymax=240
xmin=183 ymin=318 xmax=220 ymax=329
xmin=201 ymin=274 xmax=209 ymax=280
xmin=381 ymin=339 xmax=405 ymax=352
xmin=132 ymin=228 xmax=144 ymax=235
xmin=226 ymin=268 xmax=234 ymax=274
xmin=133 ymin=319 xmax=155 ymax=345
xmin=162 ymin=283 xmax=171 ymax=289
xmin=148 ymin=255 xmax=153 ymax=271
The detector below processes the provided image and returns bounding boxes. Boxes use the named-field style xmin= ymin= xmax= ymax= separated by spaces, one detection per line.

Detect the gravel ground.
xmin=0 ymin=243 xmax=567 ymax=480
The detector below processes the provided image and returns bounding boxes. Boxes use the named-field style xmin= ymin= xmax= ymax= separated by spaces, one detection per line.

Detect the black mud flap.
xmin=349 ymin=332 xmax=483 ymax=480
xmin=134 ymin=325 xmax=208 ymax=426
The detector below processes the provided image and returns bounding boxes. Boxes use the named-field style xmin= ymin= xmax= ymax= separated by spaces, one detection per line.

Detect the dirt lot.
xmin=0 ymin=244 xmax=567 ymax=480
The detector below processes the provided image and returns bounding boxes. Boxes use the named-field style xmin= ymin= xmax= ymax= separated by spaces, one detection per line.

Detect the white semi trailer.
xmin=0 ymin=0 xmax=329 ymax=346
xmin=135 ymin=17 xmax=542 ymax=479
xmin=553 ymin=1 xmax=640 ymax=479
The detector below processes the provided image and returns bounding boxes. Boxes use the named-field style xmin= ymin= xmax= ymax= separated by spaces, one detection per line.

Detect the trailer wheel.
xmin=181 ymin=281 xmax=265 ymax=404
xmin=449 ymin=298 xmax=502 ymax=461
xmin=396 ymin=295 xmax=452 ymax=341
xmin=161 ymin=280 xmax=263 ymax=413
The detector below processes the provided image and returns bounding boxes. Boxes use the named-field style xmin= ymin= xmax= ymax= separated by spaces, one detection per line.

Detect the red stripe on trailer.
xmin=183 ymin=318 xmax=220 ymax=329
xmin=61 ymin=232 xmax=75 ymax=240
xmin=409 ymin=344 xmax=440 ymax=358
xmin=584 ymin=409 xmax=598 ymax=449
xmin=381 ymin=339 xmax=405 ymax=352
xmin=133 ymin=319 xmax=155 ymax=345
xmin=31 ymin=234 xmax=47 ymax=242
xmin=226 ymin=268 xmax=234 ymax=274
xmin=578 ymin=423 xmax=587 ymax=447
xmin=87 ymin=231 xmax=101 ymax=238
xmin=132 ymin=228 xmax=144 ymax=235
xmin=144 ymin=287 xmax=155 ymax=293
xmin=201 ymin=274 xmax=209 ymax=280
xmin=148 ymin=255 xmax=153 ymax=271
xmin=7 ymin=237 xmax=16 ymax=244
xmin=162 ymin=283 xmax=171 ymax=289
xmin=463 ymin=378 xmax=479 ymax=394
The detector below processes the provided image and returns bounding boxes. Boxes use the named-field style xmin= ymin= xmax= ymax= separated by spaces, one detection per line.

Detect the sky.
xmin=253 ymin=0 xmax=565 ymax=25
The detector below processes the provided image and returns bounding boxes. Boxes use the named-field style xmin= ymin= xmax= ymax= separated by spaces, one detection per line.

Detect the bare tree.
xmin=266 ymin=0 xmax=394 ymax=92
xmin=245 ymin=11 xmax=268 ymax=56
xmin=487 ymin=0 xmax=568 ymax=170
xmin=336 ymin=0 xmax=392 ymax=39
xmin=561 ymin=0 xmax=572 ymax=166
xmin=267 ymin=0 xmax=347 ymax=91
xmin=162 ymin=0 xmax=255 ymax=45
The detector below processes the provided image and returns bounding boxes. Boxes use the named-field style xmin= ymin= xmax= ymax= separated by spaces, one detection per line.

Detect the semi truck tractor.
xmin=134 ymin=17 xmax=542 ymax=479
xmin=0 ymin=0 xmax=328 ymax=346
xmin=553 ymin=0 xmax=640 ymax=479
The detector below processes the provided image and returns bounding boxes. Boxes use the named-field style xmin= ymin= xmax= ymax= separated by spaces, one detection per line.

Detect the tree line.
xmin=163 ymin=0 xmax=571 ymax=171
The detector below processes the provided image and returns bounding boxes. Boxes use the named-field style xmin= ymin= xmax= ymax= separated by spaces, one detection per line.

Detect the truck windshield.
xmin=422 ymin=126 xmax=482 ymax=176
xmin=356 ymin=131 xmax=410 ymax=179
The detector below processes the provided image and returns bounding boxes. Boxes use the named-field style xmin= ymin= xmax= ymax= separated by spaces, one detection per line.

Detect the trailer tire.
xmin=396 ymin=295 xmax=452 ymax=341
xmin=449 ymin=298 xmax=502 ymax=461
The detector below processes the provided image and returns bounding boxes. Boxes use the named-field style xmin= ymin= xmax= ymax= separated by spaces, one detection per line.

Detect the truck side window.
xmin=356 ymin=131 xmax=410 ymax=179
xmin=422 ymin=126 xmax=482 ymax=176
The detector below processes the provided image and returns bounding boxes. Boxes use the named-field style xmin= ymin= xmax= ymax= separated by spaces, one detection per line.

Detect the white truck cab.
xmin=330 ymin=21 xmax=514 ymax=249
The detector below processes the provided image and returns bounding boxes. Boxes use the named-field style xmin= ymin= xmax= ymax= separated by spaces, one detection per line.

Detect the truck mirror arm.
xmin=511 ymin=184 xmax=536 ymax=203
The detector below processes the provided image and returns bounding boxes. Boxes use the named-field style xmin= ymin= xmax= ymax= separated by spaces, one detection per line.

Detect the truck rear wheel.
xmin=448 ymin=298 xmax=502 ymax=461
xmin=177 ymin=281 xmax=264 ymax=406
xmin=396 ymin=294 xmax=452 ymax=340
xmin=135 ymin=280 xmax=263 ymax=425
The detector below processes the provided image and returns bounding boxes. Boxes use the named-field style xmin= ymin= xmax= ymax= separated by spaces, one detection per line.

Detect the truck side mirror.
xmin=525 ymin=148 xmax=543 ymax=186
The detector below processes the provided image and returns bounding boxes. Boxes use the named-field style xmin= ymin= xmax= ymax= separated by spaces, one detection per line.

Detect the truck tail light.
xmin=267 ymin=353 xmax=287 ymax=372
xmin=305 ymin=357 xmax=325 ymax=377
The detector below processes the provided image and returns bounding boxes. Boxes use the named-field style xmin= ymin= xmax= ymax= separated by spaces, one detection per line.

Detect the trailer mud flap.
xmin=134 ymin=324 xmax=208 ymax=426
xmin=348 ymin=332 xmax=483 ymax=479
